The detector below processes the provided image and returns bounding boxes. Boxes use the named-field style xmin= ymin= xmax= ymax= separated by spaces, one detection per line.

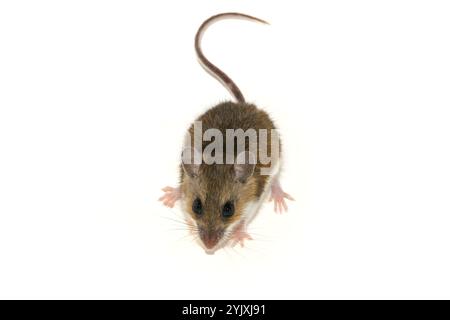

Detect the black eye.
xmin=192 ymin=198 xmax=203 ymax=215
xmin=222 ymin=201 xmax=235 ymax=218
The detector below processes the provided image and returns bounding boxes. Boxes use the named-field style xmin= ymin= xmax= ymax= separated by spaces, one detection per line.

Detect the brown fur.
xmin=180 ymin=102 xmax=280 ymax=235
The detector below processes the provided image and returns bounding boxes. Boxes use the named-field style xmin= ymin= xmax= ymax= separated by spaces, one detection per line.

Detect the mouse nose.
xmin=201 ymin=231 xmax=220 ymax=249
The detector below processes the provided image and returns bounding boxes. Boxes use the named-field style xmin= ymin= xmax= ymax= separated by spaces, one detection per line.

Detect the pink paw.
xmin=269 ymin=180 xmax=294 ymax=214
xmin=230 ymin=225 xmax=253 ymax=248
xmin=158 ymin=186 xmax=181 ymax=208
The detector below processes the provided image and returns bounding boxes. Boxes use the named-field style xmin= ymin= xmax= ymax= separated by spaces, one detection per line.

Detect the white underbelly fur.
xmin=241 ymin=159 xmax=281 ymax=228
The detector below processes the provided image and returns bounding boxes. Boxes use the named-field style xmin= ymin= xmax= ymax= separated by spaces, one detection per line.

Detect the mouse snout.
xmin=200 ymin=229 xmax=223 ymax=249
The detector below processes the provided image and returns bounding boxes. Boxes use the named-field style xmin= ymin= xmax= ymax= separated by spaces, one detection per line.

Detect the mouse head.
xmin=181 ymin=149 xmax=258 ymax=253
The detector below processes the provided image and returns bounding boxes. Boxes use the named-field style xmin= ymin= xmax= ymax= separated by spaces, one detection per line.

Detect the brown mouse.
xmin=159 ymin=12 xmax=293 ymax=254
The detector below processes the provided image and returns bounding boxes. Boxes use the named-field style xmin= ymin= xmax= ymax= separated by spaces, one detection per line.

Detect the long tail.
xmin=195 ymin=12 xmax=269 ymax=103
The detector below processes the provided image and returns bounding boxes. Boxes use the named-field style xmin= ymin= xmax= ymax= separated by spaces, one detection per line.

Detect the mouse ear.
xmin=181 ymin=147 xmax=202 ymax=178
xmin=234 ymin=151 xmax=256 ymax=183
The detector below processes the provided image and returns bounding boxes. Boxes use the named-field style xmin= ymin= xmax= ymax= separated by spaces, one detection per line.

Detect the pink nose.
xmin=201 ymin=232 xmax=219 ymax=249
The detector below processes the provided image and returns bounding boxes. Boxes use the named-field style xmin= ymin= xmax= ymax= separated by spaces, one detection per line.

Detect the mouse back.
xmin=180 ymin=101 xmax=281 ymax=229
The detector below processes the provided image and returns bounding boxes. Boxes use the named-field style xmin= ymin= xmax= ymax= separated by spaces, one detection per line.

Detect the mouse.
xmin=159 ymin=12 xmax=293 ymax=254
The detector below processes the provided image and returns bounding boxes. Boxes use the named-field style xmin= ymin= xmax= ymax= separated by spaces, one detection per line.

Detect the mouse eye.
xmin=192 ymin=198 xmax=203 ymax=216
xmin=222 ymin=201 xmax=235 ymax=218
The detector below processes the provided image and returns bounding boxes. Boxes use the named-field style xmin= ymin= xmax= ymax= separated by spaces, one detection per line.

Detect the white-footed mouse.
xmin=159 ymin=12 xmax=293 ymax=254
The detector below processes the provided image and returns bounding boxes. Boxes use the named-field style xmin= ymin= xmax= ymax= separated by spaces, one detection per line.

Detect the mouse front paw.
xmin=269 ymin=179 xmax=294 ymax=214
xmin=230 ymin=224 xmax=253 ymax=248
xmin=158 ymin=186 xmax=181 ymax=208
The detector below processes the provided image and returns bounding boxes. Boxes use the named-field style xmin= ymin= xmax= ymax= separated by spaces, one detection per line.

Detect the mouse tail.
xmin=195 ymin=12 xmax=269 ymax=104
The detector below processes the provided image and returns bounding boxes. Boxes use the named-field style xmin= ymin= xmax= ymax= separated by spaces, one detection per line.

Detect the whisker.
xmin=246 ymin=233 xmax=273 ymax=241
xmin=230 ymin=246 xmax=247 ymax=259
xmin=159 ymin=215 xmax=194 ymax=228
xmin=166 ymin=228 xmax=195 ymax=232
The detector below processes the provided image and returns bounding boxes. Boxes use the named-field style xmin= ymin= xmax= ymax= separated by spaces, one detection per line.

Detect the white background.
xmin=1 ymin=0 xmax=449 ymax=299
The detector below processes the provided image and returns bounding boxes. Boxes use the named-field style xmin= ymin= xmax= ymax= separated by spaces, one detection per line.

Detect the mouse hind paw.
xmin=158 ymin=186 xmax=181 ymax=208
xmin=269 ymin=179 xmax=294 ymax=214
